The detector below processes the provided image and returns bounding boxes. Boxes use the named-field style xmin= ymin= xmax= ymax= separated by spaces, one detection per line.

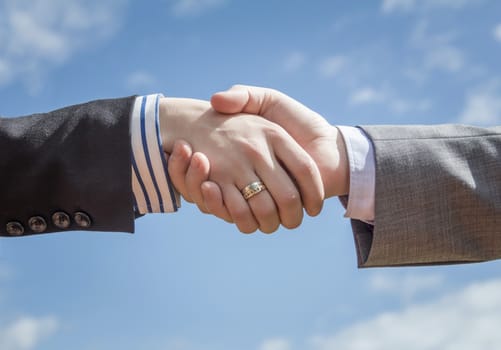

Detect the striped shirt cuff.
xmin=131 ymin=94 xmax=180 ymax=214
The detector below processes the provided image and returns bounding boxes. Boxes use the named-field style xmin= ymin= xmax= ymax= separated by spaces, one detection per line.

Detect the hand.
xmin=162 ymin=97 xmax=324 ymax=233
xmin=211 ymin=85 xmax=349 ymax=199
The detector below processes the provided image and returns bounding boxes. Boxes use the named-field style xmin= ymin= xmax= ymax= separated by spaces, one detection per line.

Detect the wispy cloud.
xmin=259 ymin=337 xmax=292 ymax=350
xmin=381 ymin=0 xmax=416 ymax=13
xmin=256 ymin=279 xmax=501 ymax=350
xmin=423 ymin=45 xmax=464 ymax=73
xmin=0 ymin=0 xmax=124 ymax=92
xmin=369 ymin=271 xmax=444 ymax=302
xmin=405 ymin=21 xmax=466 ymax=82
xmin=349 ymin=87 xmax=385 ymax=105
xmin=382 ymin=0 xmax=482 ymax=14
xmin=283 ymin=52 xmax=307 ymax=73
xmin=318 ymin=55 xmax=346 ymax=78
xmin=125 ymin=71 xmax=157 ymax=92
xmin=0 ymin=316 xmax=58 ymax=350
xmin=310 ymin=278 xmax=501 ymax=350
xmin=171 ymin=0 xmax=227 ymax=17
xmin=458 ymin=81 xmax=501 ymax=125
xmin=494 ymin=23 xmax=501 ymax=42
xmin=349 ymin=86 xmax=432 ymax=114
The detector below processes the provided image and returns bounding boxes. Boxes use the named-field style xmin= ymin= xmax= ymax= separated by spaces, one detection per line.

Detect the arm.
xmin=167 ymin=86 xmax=349 ymax=224
xmin=0 ymin=97 xmax=136 ymax=236
xmin=160 ymin=97 xmax=324 ymax=233
xmin=170 ymin=85 xmax=501 ymax=267
xmin=0 ymin=95 xmax=324 ymax=236
xmin=355 ymin=124 xmax=501 ymax=266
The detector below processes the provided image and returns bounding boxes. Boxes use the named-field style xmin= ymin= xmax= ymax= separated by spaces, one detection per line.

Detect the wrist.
xmin=333 ymin=129 xmax=350 ymax=197
xmin=322 ymin=126 xmax=349 ymax=199
xmin=159 ymin=97 xmax=210 ymax=153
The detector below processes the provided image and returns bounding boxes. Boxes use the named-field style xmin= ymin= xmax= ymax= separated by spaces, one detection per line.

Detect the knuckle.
xmin=277 ymin=189 xmax=301 ymax=209
xmin=252 ymin=201 xmax=276 ymax=220
xmin=242 ymin=139 xmax=265 ymax=160
xmin=230 ymin=206 xmax=251 ymax=223
xmin=296 ymin=157 xmax=318 ymax=179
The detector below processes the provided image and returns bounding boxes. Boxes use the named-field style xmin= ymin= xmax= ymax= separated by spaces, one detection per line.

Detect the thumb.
xmin=211 ymin=88 xmax=249 ymax=114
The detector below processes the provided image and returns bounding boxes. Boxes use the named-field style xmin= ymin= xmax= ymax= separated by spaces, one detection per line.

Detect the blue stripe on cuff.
xmin=154 ymin=95 xmax=178 ymax=211
xmin=132 ymin=156 xmax=152 ymax=212
xmin=140 ymin=96 xmax=165 ymax=212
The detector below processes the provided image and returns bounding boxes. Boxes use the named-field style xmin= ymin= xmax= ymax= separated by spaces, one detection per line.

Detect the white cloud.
xmin=259 ymin=338 xmax=291 ymax=350
xmin=407 ymin=21 xmax=466 ymax=79
xmin=382 ymin=0 xmax=482 ymax=13
xmin=0 ymin=0 xmax=124 ymax=91
xmin=171 ymin=0 xmax=227 ymax=17
xmin=349 ymin=87 xmax=385 ymax=105
xmin=369 ymin=272 xmax=444 ymax=302
xmin=310 ymin=278 xmax=501 ymax=350
xmin=424 ymin=45 xmax=464 ymax=72
xmin=458 ymin=84 xmax=501 ymax=125
xmin=349 ymin=85 xmax=431 ymax=114
xmin=389 ymin=98 xmax=431 ymax=114
xmin=381 ymin=0 xmax=416 ymax=13
xmin=494 ymin=23 xmax=501 ymax=42
xmin=283 ymin=52 xmax=307 ymax=73
xmin=126 ymin=71 xmax=157 ymax=92
xmin=0 ymin=316 xmax=58 ymax=350
xmin=318 ymin=56 xmax=346 ymax=78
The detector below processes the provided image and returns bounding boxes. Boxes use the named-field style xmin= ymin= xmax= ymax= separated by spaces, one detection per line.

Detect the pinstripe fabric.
xmin=130 ymin=95 xmax=180 ymax=214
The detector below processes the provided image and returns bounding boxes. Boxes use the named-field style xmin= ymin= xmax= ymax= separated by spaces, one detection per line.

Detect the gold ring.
xmin=241 ymin=181 xmax=267 ymax=200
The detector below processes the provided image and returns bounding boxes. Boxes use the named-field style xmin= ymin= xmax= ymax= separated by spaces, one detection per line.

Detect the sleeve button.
xmin=74 ymin=212 xmax=92 ymax=228
xmin=28 ymin=216 xmax=47 ymax=233
xmin=52 ymin=212 xmax=71 ymax=229
xmin=6 ymin=221 xmax=24 ymax=236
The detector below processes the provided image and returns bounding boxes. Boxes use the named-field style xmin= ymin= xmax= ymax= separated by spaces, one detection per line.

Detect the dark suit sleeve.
xmin=350 ymin=124 xmax=501 ymax=267
xmin=0 ymin=97 xmax=136 ymax=236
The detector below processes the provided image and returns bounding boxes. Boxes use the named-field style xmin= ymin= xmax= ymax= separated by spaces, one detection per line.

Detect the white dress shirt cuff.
xmin=130 ymin=94 xmax=180 ymax=214
xmin=337 ymin=126 xmax=375 ymax=223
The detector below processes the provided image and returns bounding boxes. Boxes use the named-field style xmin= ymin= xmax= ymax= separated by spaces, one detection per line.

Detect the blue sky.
xmin=1 ymin=0 xmax=501 ymax=349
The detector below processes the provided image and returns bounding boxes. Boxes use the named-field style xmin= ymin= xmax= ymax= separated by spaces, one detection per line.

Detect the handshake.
xmin=161 ymin=85 xmax=350 ymax=234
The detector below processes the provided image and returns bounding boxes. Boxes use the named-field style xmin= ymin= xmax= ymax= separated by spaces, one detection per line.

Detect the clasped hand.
xmin=162 ymin=86 xmax=349 ymax=233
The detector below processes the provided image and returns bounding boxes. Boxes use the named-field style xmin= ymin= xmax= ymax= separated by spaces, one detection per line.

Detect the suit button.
xmin=74 ymin=212 xmax=92 ymax=228
xmin=28 ymin=216 xmax=47 ymax=233
xmin=6 ymin=221 xmax=24 ymax=236
xmin=52 ymin=212 xmax=70 ymax=229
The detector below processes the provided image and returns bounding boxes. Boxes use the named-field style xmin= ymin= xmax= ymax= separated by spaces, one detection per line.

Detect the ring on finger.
xmin=241 ymin=181 xmax=267 ymax=200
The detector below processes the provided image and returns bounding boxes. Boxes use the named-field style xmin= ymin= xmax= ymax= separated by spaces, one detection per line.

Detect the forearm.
xmin=355 ymin=124 xmax=501 ymax=267
xmin=0 ymin=97 xmax=136 ymax=236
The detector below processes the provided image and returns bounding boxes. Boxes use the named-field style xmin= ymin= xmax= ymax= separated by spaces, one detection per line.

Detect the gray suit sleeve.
xmin=0 ymin=97 xmax=136 ymax=236
xmin=350 ymin=124 xmax=501 ymax=267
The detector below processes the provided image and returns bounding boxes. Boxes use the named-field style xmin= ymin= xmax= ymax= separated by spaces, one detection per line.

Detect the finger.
xmin=272 ymin=133 xmax=324 ymax=217
xmin=244 ymin=183 xmax=280 ymax=234
xmin=167 ymin=140 xmax=194 ymax=203
xmin=222 ymin=185 xmax=259 ymax=234
xmin=186 ymin=152 xmax=211 ymax=214
xmin=212 ymin=85 xmax=327 ymax=144
xmin=237 ymin=140 xmax=304 ymax=229
xmin=211 ymin=88 xmax=249 ymax=114
xmin=201 ymin=181 xmax=233 ymax=223
xmin=254 ymin=162 xmax=304 ymax=230
xmin=211 ymin=85 xmax=272 ymax=116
